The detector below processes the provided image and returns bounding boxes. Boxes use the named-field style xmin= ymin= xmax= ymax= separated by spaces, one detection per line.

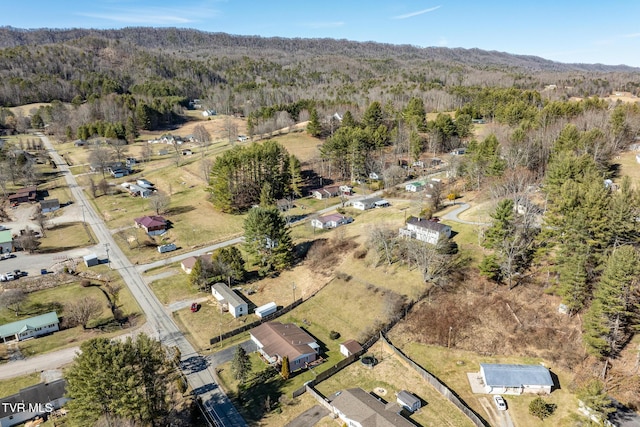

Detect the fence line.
xmin=380 ymin=334 xmax=489 ymax=427
xmin=209 ymin=298 xmax=303 ymax=345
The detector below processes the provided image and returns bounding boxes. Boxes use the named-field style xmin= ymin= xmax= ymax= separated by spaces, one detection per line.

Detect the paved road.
xmin=137 ymin=237 xmax=244 ymax=273
xmin=441 ymin=202 xmax=491 ymax=226
xmin=38 ymin=133 xmax=247 ymax=427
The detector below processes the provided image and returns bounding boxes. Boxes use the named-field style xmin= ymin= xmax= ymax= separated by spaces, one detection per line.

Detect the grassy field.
xmin=0 ymin=372 xmax=41 ymax=397
xmin=314 ymin=341 xmax=476 ymax=427
xmin=38 ymin=222 xmax=95 ymax=252
xmin=614 ymin=150 xmax=640 ymax=185
xmin=388 ymin=340 xmax=580 ymax=427
xmin=148 ymin=268 xmax=200 ymax=304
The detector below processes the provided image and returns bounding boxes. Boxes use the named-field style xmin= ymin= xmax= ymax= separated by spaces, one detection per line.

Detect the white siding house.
xmin=352 ymin=196 xmax=389 ymax=211
xmin=480 ymin=364 xmax=554 ymax=395
xmin=0 ymin=312 xmax=60 ymax=343
xmin=311 ymin=214 xmax=352 ymax=229
xmin=405 ymin=182 xmax=424 ymax=192
xmin=399 ymin=217 xmax=451 ymax=245
xmin=211 ymin=283 xmax=248 ymax=318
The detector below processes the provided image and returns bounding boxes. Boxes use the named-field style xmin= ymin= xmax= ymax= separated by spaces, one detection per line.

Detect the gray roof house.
xmin=0 ymin=312 xmax=60 ymax=343
xmin=480 ymin=363 xmax=554 ymax=395
xmin=0 ymin=379 xmax=68 ymax=427
xmin=39 ymin=198 xmax=60 ymax=213
xmin=211 ymin=283 xmax=248 ymax=318
xmin=330 ymin=388 xmax=414 ymax=427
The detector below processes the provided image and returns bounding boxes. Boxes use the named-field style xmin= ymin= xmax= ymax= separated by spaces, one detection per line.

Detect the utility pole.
xmin=104 ymin=243 xmax=110 ymax=269
xmin=292 ymin=283 xmax=296 ymax=304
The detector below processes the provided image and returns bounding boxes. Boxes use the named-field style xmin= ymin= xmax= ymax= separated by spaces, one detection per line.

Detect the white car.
xmin=493 ymin=395 xmax=507 ymax=411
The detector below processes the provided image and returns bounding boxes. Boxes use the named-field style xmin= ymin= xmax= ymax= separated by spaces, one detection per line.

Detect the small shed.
xmin=254 ymin=302 xmax=277 ymax=319
xmin=83 ymin=253 xmax=99 ymax=267
xmin=397 ymin=390 xmax=421 ymax=412
xmin=340 ymin=339 xmax=363 ymax=357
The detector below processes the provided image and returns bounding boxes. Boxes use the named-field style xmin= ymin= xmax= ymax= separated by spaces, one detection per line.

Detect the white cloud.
xmin=623 ymin=32 xmax=640 ymax=39
xmin=437 ymin=37 xmax=448 ymax=47
xmin=392 ymin=6 xmax=441 ymax=20
xmin=76 ymin=4 xmax=220 ymax=26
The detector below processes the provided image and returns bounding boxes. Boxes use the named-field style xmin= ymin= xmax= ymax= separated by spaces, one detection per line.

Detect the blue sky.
xmin=4 ymin=0 xmax=640 ymax=67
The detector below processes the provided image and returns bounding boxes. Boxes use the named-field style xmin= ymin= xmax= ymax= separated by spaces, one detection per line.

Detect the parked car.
xmin=493 ymin=395 xmax=507 ymax=411
xmin=0 ymin=274 xmax=6 ymax=282
xmin=190 ymin=302 xmax=199 ymax=313
xmin=4 ymin=272 xmax=15 ymax=281
xmin=41 ymin=269 xmax=48 ymax=275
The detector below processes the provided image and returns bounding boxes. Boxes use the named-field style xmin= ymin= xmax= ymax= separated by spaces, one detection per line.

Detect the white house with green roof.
xmin=0 ymin=312 xmax=59 ymax=343
xmin=405 ymin=181 xmax=424 ymax=192
xmin=0 ymin=230 xmax=12 ymax=254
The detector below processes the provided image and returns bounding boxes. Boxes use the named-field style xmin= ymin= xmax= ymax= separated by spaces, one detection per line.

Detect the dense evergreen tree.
xmin=583 ymin=246 xmax=640 ymax=359
xmin=306 ymin=108 xmax=321 ymax=137
xmin=66 ymin=335 xmax=175 ymax=426
xmin=211 ymin=246 xmax=246 ymax=283
xmin=231 ymin=345 xmax=251 ymax=383
xmin=403 ymin=97 xmax=427 ymax=131
xmin=243 ymin=206 xmax=293 ymax=276
xmin=208 ymin=141 xmax=292 ymax=212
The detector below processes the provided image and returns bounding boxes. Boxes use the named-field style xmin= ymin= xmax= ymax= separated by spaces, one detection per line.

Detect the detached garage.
xmin=480 ymin=363 xmax=554 ymax=395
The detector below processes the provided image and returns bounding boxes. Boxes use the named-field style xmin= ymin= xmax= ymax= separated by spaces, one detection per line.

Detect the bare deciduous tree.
xmin=368 ymin=225 xmax=397 ymax=266
xmin=65 ymin=296 xmax=102 ymax=329
xmin=88 ymin=144 xmax=115 ymax=179
xmin=148 ymin=192 xmax=170 ymax=215
xmin=108 ymin=139 xmax=129 ymax=163
xmin=141 ymin=143 xmax=153 ymax=163
xmin=0 ymin=289 xmax=26 ymax=316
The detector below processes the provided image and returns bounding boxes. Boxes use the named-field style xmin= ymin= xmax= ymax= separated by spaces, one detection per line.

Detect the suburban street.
xmin=36 ymin=133 xmax=247 ymax=427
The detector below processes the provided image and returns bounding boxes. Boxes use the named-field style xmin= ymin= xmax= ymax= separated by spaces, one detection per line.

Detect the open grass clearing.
xmin=0 ymin=372 xmax=41 ymax=397
xmin=315 ymin=341 xmax=476 ymax=427
xmin=614 ymin=150 xmax=640 ymax=185
xmin=273 ymin=132 xmax=322 ymax=163
xmin=38 ymin=221 xmax=95 ymax=252
xmin=148 ymin=267 xmax=200 ymax=304
xmin=386 ymin=339 xmax=580 ymax=427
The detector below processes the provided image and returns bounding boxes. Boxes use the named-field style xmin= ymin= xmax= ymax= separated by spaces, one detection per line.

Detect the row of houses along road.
xmin=35 ymin=133 xmax=247 ymax=427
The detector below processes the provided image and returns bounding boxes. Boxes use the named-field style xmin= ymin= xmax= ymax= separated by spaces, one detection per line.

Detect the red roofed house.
xmin=250 ymin=322 xmax=320 ymax=372
xmin=134 ymin=215 xmax=167 ymax=236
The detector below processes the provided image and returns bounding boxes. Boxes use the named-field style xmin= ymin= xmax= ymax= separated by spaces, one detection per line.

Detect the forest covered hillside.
xmin=0 ymin=26 xmax=639 ymax=112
